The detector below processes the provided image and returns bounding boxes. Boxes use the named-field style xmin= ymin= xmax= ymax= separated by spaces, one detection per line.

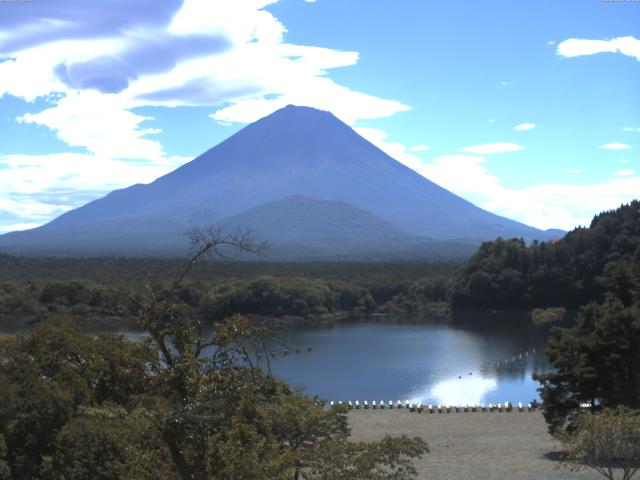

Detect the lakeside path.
xmin=348 ymin=410 xmax=601 ymax=480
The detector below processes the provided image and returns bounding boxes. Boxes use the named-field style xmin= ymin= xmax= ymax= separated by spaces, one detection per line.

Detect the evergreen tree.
xmin=535 ymin=298 xmax=640 ymax=434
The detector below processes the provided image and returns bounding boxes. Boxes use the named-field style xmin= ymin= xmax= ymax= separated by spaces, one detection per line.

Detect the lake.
xmin=1 ymin=313 xmax=553 ymax=406
xmin=266 ymin=315 xmax=552 ymax=406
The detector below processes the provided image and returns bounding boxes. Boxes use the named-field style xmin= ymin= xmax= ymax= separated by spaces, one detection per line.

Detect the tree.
xmin=0 ymin=319 xmax=158 ymax=479
xmin=128 ymin=226 xmax=428 ymax=480
xmin=535 ymin=298 xmax=640 ymax=434
xmin=0 ymin=227 xmax=429 ymax=479
xmin=307 ymin=435 xmax=429 ymax=480
xmin=41 ymin=404 xmax=175 ymax=480
xmin=0 ymin=434 xmax=9 ymax=480
xmin=563 ymin=408 xmax=640 ymax=480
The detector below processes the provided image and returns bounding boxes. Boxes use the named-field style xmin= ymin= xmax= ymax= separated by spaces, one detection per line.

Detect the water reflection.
xmin=420 ymin=376 xmax=498 ymax=405
xmin=0 ymin=314 xmax=553 ymax=405
xmin=268 ymin=315 xmax=552 ymax=404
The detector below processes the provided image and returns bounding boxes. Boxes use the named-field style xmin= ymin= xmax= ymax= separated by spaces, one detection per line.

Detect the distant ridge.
xmin=0 ymin=105 xmax=562 ymax=258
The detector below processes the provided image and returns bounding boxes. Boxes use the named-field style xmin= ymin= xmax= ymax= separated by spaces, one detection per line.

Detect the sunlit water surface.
xmin=265 ymin=316 xmax=551 ymax=405
xmin=1 ymin=314 xmax=552 ymax=405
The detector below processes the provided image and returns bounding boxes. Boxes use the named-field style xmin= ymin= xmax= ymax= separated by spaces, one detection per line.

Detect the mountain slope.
xmin=0 ymin=105 xmax=559 ymax=257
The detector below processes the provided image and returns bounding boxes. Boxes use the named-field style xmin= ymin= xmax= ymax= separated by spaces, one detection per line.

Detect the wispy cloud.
xmin=614 ymin=168 xmax=634 ymax=177
xmin=412 ymin=154 xmax=640 ymax=230
xmin=557 ymin=36 xmax=640 ymax=61
xmin=459 ymin=142 xmax=524 ymax=155
xmin=600 ymin=143 xmax=631 ymax=150
xmin=410 ymin=145 xmax=430 ymax=152
xmin=0 ymin=152 xmax=189 ymax=234
xmin=514 ymin=123 xmax=536 ymax=131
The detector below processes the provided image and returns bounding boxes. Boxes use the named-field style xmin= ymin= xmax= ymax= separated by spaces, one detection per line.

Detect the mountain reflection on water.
xmin=268 ymin=313 xmax=553 ymax=405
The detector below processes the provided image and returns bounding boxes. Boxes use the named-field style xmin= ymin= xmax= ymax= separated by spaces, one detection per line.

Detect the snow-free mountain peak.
xmin=0 ymin=105 xmax=561 ymax=257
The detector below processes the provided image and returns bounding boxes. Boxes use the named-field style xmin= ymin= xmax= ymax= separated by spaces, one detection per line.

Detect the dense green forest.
xmin=0 ymin=256 xmax=455 ymax=328
xmin=449 ymin=201 xmax=640 ymax=311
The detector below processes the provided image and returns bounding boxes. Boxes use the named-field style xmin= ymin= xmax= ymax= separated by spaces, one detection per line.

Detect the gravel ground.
xmin=348 ymin=409 xmax=601 ymax=480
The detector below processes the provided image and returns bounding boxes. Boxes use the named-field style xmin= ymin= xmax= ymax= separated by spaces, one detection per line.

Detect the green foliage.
xmin=563 ymin=408 xmax=640 ymax=480
xmin=0 ymin=233 xmax=430 ymax=479
xmin=204 ymin=276 xmax=375 ymax=318
xmin=307 ymin=435 xmax=429 ymax=480
xmin=0 ymin=320 xmax=158 ymax=479
xmin=449 ymin=201 xmax=640 ymax=311
xmin=45 ymin=405 xmax=175 ymax=480
xmin=531 ymin=307 xmax=566 ymax=326
xmin=0 ymin=257 xmax=458 ymax=329
xmin=535 ymin=299 xmax=640 ymax=435
xmin=0 ymin=434 xmax=9 ymax=480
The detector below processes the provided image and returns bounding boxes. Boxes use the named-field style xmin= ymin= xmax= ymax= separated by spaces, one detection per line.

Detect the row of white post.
xmin=328 ymin=400 xmax=537 ymax=412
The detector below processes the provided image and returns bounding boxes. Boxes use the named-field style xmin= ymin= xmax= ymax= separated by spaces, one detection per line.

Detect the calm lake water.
xmin=2 ymin=314 xmax=553 ymax=406
xmin=266 ymin=315 xmax=551 ymax=406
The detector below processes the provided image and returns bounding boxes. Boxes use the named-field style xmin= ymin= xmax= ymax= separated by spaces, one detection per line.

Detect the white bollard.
xmin=364 ymin=400 xmax=369 ymax=409
xmin=355 ymin=400 xmax=361 ymax=409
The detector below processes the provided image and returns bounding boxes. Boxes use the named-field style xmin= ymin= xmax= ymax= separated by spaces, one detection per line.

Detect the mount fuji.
xmin=0 ymin=105 xmax=560 ymax=258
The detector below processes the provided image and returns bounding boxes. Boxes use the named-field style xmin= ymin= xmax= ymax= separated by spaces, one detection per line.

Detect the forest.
xmin=0 ymin=256 xmax=453 ymax=329
xmin=448 ymin=201 xmax=640 ymax=312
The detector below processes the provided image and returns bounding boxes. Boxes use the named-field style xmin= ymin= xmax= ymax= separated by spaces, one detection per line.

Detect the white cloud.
xmin=410 ymin=145 xmax=430 ymax=152
xmin=614 ymin=168 xmax=634 ymax=177
xmin=557 ymin=36 xmax=640 ymax=61
xmin=619 ymin=158 xmax=630 ymax=164
xmin=514 ymin=122 xmax=536 ymax=131
xmin=420 ymin=155 xmax=501 ymax=195
xmin=18 ymin=91 xmax=165 ymax=160
xmin=0 ymin=0 xmax=411 ymax=233
xmin=354 ymin=127 xmax=424 ymax=171
xmin=0 ymin=223 xmax=42 ymax=233
xmin=568 ymin=169 xmax=581 ymax=175
xmin=600 ymin=143 xmax=631 ymax=150
xmin=459 ymin=142 xmax=524 ymax=155
xmin=0 ymin=152 xmax=189 ymax=233
xmin=387 ymin=150 xmax=640 ymax=231
xmin=622 ymin=126 xmax=640 ymax=132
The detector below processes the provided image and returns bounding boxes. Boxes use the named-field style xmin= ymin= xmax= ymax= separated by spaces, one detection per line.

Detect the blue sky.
xmin=0 ymin=0 xmax=638 ymax=233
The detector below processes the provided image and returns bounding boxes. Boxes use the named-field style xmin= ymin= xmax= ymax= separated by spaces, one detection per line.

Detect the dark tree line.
xmin=449 ymin=201 xmax=640 ymax=310
xmin=0 ymin=258 xmax=456 ymax=329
